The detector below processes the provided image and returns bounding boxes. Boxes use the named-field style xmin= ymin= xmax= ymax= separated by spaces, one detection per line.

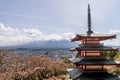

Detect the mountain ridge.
xmin=0 ymin=40 xmax=78 ymax=49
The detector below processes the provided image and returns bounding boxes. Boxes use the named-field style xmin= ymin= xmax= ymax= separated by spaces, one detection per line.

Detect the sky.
xmin=0 ymin=0 xmax=120 ymax=46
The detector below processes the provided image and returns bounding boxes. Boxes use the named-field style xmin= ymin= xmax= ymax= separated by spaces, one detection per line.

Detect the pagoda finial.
xmin=87 ymin=4 xmax=93 ymax=36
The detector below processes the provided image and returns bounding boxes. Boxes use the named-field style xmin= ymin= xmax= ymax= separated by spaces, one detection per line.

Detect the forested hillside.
xmin=0 ymin=50 xmax=72 ymax=80
xmin=0 ymin=50 xmax=119 ymax=80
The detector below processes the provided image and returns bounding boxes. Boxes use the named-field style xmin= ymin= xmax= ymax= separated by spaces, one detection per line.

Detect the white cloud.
xmin=45 ymin=34 xmax=63 ymax=41
xmin=109 ymin=29 xmax=120 ymax=34
xmin=103 ymin=29 xmax=120 ymax=46
xmin=0 ymin=23 xmax=75 ymax=46
xmin=62 ymin=32 xmax=75 ymax=40
xmin=0 ymin=23 xmax=120 ymax=47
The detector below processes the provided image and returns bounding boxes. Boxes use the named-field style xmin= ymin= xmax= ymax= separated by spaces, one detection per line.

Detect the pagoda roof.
xmin=75 ymin=46 xmax=118 ymax=51
xmin=74 ymin=58 xmax=120 ymax=65
xmin=69 ymin=58 xmax=81 ymax=63
xmin=72 ymin=33 xmax=116 ymax=41
xmin=69 ymin=58 xmax=120 ymax=65
xmin=68 ymin=68 xmax=120 ymax=80
xmin=74 ymin=72 xmax=120 ymax=80
xmin=67 ymin=68 xmax=81 ymax=79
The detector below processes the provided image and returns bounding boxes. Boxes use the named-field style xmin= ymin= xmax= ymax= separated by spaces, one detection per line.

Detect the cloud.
xmin=109 ymin=29 xmax=120 ymax=34
xmin=0 ymin=23 xmax=75 ymax=46
xmin=103 ymin=29 xmax=120 ymax=46
xmin=0 ymin=23 xmax=120 ymax=47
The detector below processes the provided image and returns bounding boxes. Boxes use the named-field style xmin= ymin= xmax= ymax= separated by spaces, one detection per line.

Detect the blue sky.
xmin=0 ymin=0 xmax=120 ymax=46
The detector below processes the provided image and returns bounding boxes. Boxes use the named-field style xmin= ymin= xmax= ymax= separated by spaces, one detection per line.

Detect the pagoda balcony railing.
xmin=80 ymin=43 xmax=104 ymax=46
xmin=79 ymin=55 xmax=105 ymax=59
xmin=78 ymin=67 xmax=107 ymax=73
xmin=83 ymin=69 xmax=107 ymax=73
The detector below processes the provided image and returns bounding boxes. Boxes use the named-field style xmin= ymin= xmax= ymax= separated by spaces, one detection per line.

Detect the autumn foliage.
xmin=0 ymin=50 xmax=68 ymax=80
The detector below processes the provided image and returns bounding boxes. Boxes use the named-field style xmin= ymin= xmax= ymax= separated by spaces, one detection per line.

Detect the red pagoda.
xmin=68 ymin=4 xmax=120 ymax=80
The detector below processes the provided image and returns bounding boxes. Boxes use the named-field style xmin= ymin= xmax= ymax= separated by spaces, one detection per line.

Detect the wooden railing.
xmin=79 ymin=56 xmax=105 ymax=59
xmin=77 ymin=67 xmax=107 ymax=73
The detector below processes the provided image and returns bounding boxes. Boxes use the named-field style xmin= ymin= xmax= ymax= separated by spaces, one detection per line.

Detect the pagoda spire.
xmin=87 ymin=4 xmax=93 ymax=36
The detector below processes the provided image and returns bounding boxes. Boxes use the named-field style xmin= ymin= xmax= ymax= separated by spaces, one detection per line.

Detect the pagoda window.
xmin=86 ymin=38 xmax=99 ymax=40
xmin=86 ymin=53 xmax=100 ymax=56
xmin=86 ymin=51 xmax=100 ymax=53
xmin=86 ymin=38 xmax=91 ymax=40
xmin=85 ymin=65 xmax=104 ymax=71
xmin=77 ymin=65 xmax=106 ymax=72
xmin=86 ymin=50 xmax=101 ymax=56
xmin=85 ymin=41 xmax=99 ymax=44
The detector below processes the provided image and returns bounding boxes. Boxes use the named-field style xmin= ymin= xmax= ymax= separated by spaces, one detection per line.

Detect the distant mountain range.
xmin=0 ymin=40 xmax=78 ymax=49
xmin=0 ymin=40 xmax=120 ymax=51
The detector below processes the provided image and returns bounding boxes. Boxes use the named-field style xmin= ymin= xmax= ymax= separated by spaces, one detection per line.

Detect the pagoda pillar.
xmin=102 ymin=65 xmax=103 ymax=71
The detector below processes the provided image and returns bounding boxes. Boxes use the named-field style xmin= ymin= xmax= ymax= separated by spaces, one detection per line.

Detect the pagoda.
xmin=68 ymin=4 xmax=120 ymax=80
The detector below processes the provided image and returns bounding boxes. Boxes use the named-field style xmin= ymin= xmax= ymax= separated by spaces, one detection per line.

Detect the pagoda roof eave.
xmin=71 ymin=34 xmax=116 ymax=42
xmin=70 ymin=48 xmax=77 ymax=51
xmin=68 ymin=68 xmax=120 ymax=80
xmin=67 ymin=68 xmax=82 ymax=80
xmin=69 ymin=58 xmax=81 ymax=63
xmin=73 ymin=72 xmax=120 ymax=80
xmin=70 ymin=58 xmax=120 ymax=65
xmin=75 ymin=46 xmax=119 ymax=51
xmin=74 ymin=59 xmax=120 ymax=65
